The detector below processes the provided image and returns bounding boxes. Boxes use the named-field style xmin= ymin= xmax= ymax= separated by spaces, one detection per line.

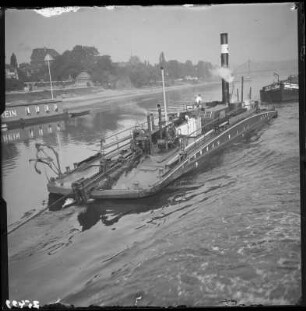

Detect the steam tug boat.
xmin=31 ymin=33 xmax=278 ymax=204
xmin=260 ymin=73 xmax=299 ymax=103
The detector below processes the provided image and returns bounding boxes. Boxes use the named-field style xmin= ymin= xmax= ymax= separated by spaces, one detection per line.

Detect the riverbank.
xmin=63 ymin=81 xmax=221 ymax=111
xmin=5 ymin=81 xmax=219 ymax=112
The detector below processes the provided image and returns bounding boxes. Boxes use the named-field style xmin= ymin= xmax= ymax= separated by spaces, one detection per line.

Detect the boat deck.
xmin=112 ymin=147 xmax=180 ymax=190
xmin=48 ymin=157 xmax=102 ymax=193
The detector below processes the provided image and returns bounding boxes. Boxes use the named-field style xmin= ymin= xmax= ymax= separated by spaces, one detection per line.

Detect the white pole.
xmin=161 ymin=68 xmax=168 ymax=123
xmin=56 ymin=131 xmax=63 ymax=173
xmin=47 ymin=59 xmax=54 ymax=100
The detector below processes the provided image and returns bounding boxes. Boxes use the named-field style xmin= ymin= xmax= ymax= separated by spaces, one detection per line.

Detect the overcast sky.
xmin=5 ymin=3 xmax=298 ymax=67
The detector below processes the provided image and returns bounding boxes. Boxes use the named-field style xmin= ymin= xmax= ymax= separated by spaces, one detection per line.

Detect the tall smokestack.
xmin=220 ymin=33 xmax=230 ymax=105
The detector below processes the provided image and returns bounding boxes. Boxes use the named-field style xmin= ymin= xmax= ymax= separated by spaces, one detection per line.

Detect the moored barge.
xmin=1 ymin=99 xmax=67 ymax=129
xmin=260 ymin=73 xmax=299 ymax=103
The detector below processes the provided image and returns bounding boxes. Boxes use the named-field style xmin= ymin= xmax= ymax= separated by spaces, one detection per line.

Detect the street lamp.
xmin=44 ymin=53 xmax=54 ymax=100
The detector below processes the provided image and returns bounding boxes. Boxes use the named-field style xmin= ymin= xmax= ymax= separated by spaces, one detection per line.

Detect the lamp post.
xmin=44 ymin=53 xmax=54 ymax=100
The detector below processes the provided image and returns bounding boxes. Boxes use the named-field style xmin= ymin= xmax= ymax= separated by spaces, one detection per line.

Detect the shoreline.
xmin=62 ymin=81 xmax=219 ymax=111
xmin=5 ymin=81 xmax=219 ymax=113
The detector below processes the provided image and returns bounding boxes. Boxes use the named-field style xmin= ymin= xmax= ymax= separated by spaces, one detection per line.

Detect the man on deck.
xmin=195 ymin=94 xmax=202 ymax=107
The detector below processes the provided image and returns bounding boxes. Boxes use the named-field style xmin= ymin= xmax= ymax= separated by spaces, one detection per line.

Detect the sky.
xmin=5 ymin=3 xmax=298 ymax=68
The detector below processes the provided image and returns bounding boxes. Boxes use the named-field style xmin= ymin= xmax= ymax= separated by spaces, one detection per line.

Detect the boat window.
xmin=54 ymin=104 xmax=58 ymax=112
xmin=45 ymin=105 xmax=50 ymax=113
xmin=35 ymin=105 xmax=40 ymax=113
xmin=26 ymin=107 xmax=31 ymax=115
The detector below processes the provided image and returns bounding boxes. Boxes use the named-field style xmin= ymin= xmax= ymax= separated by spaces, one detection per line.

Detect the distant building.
xmin=5 ymin=64 xmax=19 ymax=79
xmin=75 ymin=71 xmax=93 ymax=87
xmin=30 ymin=48 xmax=59 ymax=70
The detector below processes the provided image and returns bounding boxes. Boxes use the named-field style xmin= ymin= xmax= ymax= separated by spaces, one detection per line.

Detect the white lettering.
xmin=2 ymin=109 xmax=18 ymax=118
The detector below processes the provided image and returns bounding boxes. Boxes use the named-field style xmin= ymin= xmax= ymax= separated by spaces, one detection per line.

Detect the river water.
xmin=3 ymin=70 xmax=301 ymax=306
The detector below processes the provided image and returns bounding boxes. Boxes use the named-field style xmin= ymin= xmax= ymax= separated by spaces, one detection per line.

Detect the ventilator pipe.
xmin=150 ymin=113 xmax=155 ymax=129
xmin=157 ymin=104 xmax=162 ymax=139
xmin=147 ymin=113 xmax=153 ymax=154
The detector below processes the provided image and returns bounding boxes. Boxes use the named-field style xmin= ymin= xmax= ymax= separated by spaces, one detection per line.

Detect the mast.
xmin=161 ymin=66 xmax=168 ymax=123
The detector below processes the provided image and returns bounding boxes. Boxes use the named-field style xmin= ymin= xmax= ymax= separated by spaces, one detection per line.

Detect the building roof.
xmin=76 ymin=71 xmax=91 ymax=80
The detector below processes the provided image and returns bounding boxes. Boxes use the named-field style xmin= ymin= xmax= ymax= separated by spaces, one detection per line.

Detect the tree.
xmin=52 ymin=45 xmax=100 ymax=80
xmin=196 ymin=60 xmax=213 ymax=80
xmin=183 ymin=60 xmax=195 ymax=77
xmin=91 ymin=55 xmax=115 ymax=85
xmin=10 ymin=53 xmax=18 ymax=68
xmin=128 ymin=56 xmax=141 ymax=67
xmin=167 ymin=60 xmax=181 ymax=80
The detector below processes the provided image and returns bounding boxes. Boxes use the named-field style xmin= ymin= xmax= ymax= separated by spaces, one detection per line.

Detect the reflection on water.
xmin=4 ymin=70 xmax=301 ymax=306
xmin=2 ymin=121 xmax=65 ymax=145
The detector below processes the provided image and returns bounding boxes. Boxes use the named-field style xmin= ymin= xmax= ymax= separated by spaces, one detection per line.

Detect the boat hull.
xmin=260 ymin=84 xmax=299 ymax=103
xmin=2 ymin=112 xmax=69 ymax=130
xmin=90 ymin=110 xmax=277 ymax=200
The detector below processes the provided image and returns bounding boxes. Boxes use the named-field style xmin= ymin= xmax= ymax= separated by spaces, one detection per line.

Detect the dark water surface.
xmin=4 ymin=70 xmax=301 ymax=306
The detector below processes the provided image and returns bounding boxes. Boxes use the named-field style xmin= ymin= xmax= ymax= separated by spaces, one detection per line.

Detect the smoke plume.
xmin=211 ymin=66 xmax=234 ymax=83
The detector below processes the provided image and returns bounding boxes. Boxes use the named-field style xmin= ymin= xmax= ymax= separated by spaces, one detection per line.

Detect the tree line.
xmin=7 ymin=45 xmax=214 ymax=90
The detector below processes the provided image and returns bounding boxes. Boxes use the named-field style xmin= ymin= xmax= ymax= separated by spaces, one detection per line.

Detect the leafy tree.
xmin=183 ymin=60 xmax=195 ymax=77
xmin=10 ymin=53 xmax=18 ymax=68
xmin=52 ymin=45 xmax=99 ymax=80
xmin=196 ymin=60 xmax=213 ymax=80
xmin=167 ymin=60 xmax=181 ymax=80
xmin=91 ymin=55 xmax=115 ymax=86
